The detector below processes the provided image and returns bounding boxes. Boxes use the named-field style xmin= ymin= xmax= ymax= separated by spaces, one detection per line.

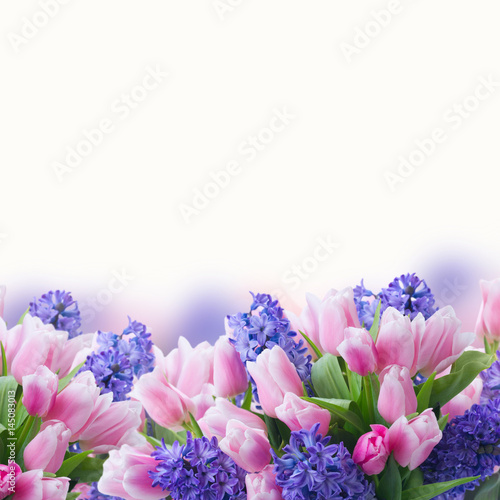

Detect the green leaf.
xmin=302 ymin=397 xmax=368 ymax=435
xmin=0 ymin=341 xmax=7 ymax=377
xmin=416 ymin=372 xmax=435 ymax=413
xmin=404 ymin=468 xmax=424 ymax=490
xmin=16 ymin=308 xmax=30 ymax=325
xmin=58 ymin=362 xmax=85 ymax=393
xmin=429 ymin=351 xmax=494 ymax=408
xmin=311 ymin=354 xmax=350 ymax=400
xmin=401 ymin=476 xmax=480 ymax=500
xmin=68 ymin=455 xmax=105 ymax=483
xmin=469 ymin=473 xmax=500 ymax=500
xmin=188 ymin=412 xmax=203 ymax=439
xmin=368 ymin=300 xmax=382 ymax=343
xmin=377 ymin=455 xmax=402 ymax=500
xmin=346 ymin=367 xmax=362 ymax=402
xmin=437 ymin=414 xmax=449 ymax=431
xmin=0 ymin=376 xmax=18 ymax=429
xmin=140 ymin=431 xmax=162 ymax=448
xmin=153 ymin=422 xmax=186 ymax=446
xmin=241 ymin=382 xmax=253 ymax=411
xmin=263 ymin=415 xmax=282 ymax=450
xmin=299 ymin=330 xmax=323 ymax=359
xmin=66 ymin=493 xmax=81 ymax=500
xmin=56 ymin=450 xmax=94 ymax=478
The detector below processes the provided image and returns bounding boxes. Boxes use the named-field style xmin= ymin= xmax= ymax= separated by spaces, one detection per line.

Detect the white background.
xmin=1 ymin=0 xmax=499 ymax=350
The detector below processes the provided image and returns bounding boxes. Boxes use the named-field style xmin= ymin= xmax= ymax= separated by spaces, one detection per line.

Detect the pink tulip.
xmin=219 ymin=419 xmax=272 ymax=473
xmin=24 ymin=420 xmax=71 ymax=473
xmin=199 ymin=397 xmax=267 ymax=441
xmin=418 ymin=306 xmax=474 ymax=377
xmin=40 ymin=477 xmax=70 ymax=500
xmin=213 ymin=336 xmax=248 ymax=398
xmin=475 ymin=279 xmax=500 ymax=341
xmin=246 ymin=465 xmax=283 ymax=500
xmin=375 ymin=308 xmax=424 ymax=376
xmin=54 ymin=333 xmax=94 ymax=378
xmin=0 ymin=285 xmax=5 ymax=319
xmin=11 ymin=470 xmax=69 ymax=500
xmin=286 ymin=288 xmax=360 ymax=356
xmin=275 ymin=393 xmax=331 ymax=436
xmin=77 ymin=400 xmax=143 ymax=453
xmin=22 ymin=366 xmax=58 ymax=417
xmin=352 ymin=425 xmax=390 ymax=475
xmin=441 ymin=377 xmax=483 ymax=420
xmin=70 ymin=483 xmax=92 ymax=500
xmin=386 ymin=409 xmax=442 ymax=470
xmin=378 ymin=365 xmax=417 ymax=424
xmin=191 ymin=382 xmax=216 ymax=421
xmin=246 ymin=346 xmax=303 ymax=418
xmin=130 ymin=365 xmax=194 ymax=431
xmin=98 ymin=438 xmax=165 ymax=500
xmin=337 ymin=327 xmax=378 ymax=376
xmin=44 ymin=371 xmax=101 ymax=436
xmin=0 ymin=461 xmax=21 ymax=500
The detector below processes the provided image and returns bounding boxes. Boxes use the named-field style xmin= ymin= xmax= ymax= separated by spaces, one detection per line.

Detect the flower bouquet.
xmin=1 ymin=275 xmax=500 ymax=500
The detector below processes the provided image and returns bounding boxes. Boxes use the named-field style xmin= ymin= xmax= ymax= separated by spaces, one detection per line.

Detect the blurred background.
xmin=1 ymin=1 xmax=499 ymax=353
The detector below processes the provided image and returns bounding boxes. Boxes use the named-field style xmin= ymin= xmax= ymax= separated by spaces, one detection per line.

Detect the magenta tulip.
xmin=386 ymin=409 xmax=442 ymax=470
xmin=352 ymin=425 xmax=390 ymax=475
xmin=377 ymin=365 xmax=417 ymax=424
xmin=475 ymin=279 xmax=500 ymax=341
xmin=441 ymin=377 xmax=483 ymax=420
xmin=23 ymin=420 xmax=71 ymax=473
xmin=213 ymin=336 xmax=248 ymax=398
xmin=375 ymin=308 xmax=423 ymax=376
xmin=10 ymin=470 xmax=43 ymax=500
xmin=219 ymin=419 xmax=272 ymax=473
xmin=246 ymin=346 xmax=303 ymax=418
xmin=275 ymin=392 xmax=331 ymax=436
xmin=0 ymin=461 xmax=21 ymax=500
xmin=417 ymin=306 xmax=474 ymax=377
xmin=246 ymin=465 xmax=283 ymax=500
xmin=22 ymin=366 xmax=58 ymax=417
xmin=199 ymin=398 xmax=267 ymax=441
xmin=337 ymin=327 xmax=378 ymax=376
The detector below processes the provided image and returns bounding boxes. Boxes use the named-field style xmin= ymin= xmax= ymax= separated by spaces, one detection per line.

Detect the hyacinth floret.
xmin=421 ymin=398 xmax=500 ymax=498
xmin=29 ymin=289 xmax=82 ymax=338
xmin=149 ymin=433 xmax=247 ymax=500
xmin=480 ymin=350 xmax=500 ymax=404
xmin=272 ymin=423 xmax=375 ymax=500
xmin=227 ymin=292 xmax=312 ymax=382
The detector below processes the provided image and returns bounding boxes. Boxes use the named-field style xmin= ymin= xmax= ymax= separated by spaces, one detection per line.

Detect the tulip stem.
xmin=16 ymin=414 xmax=37 ymax=459
xmin=363 ymin=376 xmax=375 ymax=424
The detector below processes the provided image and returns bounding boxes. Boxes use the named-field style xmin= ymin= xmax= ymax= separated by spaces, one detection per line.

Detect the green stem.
xmin=17 ymin=414 xmax=36 ymax=453
xmin=363 ymin=376 xmax=375 ymax=423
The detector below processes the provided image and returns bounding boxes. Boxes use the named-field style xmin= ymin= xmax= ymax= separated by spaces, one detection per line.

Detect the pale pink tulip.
xmin=441 ymin=377 xmax=483 ymax=420
xmin=246 ymin=465 xmax=283 ymax=500
xmin=386 ymin=409 xmax=442 ymax=470
xmin=98 ymin=437 xmax=165 ymax=500
xmin=40 ymin=477 xmax=70 ymax=500
xmin=418 ymin=306 xmax=474 ymax=377
xmin=376 ymin=308 xmax=424 ymax=376
xmin=378 ymin=365 xmax=417 ymax=424
xmin=22 ymin=366 xmax=58 ymax=417
xmin=352 ymin=425 xmax=390 ymax=475
xmin=24 ymin=420 xmax=71 ymax=473
xmin=0 ymin=285 xmax=5 ymax=319
xmin=219 ymin=419 xmax=272 ymax=473
xmin=199 ymin=397 xmax=267 ymax=441
xmin=246 ymin=346 xmax=303 ymax=418
xmin=475 ymin=279 xmax=500 ymax=341
xmin=10 ymin=470 xmax=43 ymax=500
xmin=338 ymin=327 xmax=378 ymax=376
xmin=213 ymin=336 xmax=248 ymax=398
xmin=275 ymin=393 xmax=331 ymax=436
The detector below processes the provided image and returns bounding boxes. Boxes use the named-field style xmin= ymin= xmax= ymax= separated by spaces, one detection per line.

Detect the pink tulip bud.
xmin=130 ymin=365 xmax=194 ymax=431
xmin=23 ymin=420 xmax=71 ymax=473
xmin=475 ymin=279 xmax=500 ymax=341
xmin=441 ymin=377 xmax=483 ymax=421
xmin=22 ymin=366 xmax=58 ymax=417
xmin=338 ymin=327 xmax=378 ymax=376
xmin=213 ymin=336 xmax=248 ymax=398
xmin=245 ymin=465 xmax=283 ymax=500
xmin=376 ymin=308 xmax=423 ymax=376
xmin=0 ymin=461 xmax=21 ymax=499
xmin=40 ymin=477 xmax=70 ymax=500
xmin=98 ymin=439 xmax=166 ymax=500
xmin=275 ymin=392 xmax=331 ymax=436
xmin=44 ymin=371 xmax=102 ymax=436
xmin=378 ymin=365 xmax=417 ymax=424
xmin=246 ymin=346 xmax=303 ymax=418
xmin=199 ymin=398 xmax=267 ymax=441
xmin=352 ymin=424 xmax=390 ymax=475
xmin=12 ymin=470 xmax=70 ymax=500
xmin=418 ymin=306 xmax=474 ymax=377
xmin=219 ymin=419 xmax=272 ymax=473
xmin=386 ymin=409 xmax=442 ymax=470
